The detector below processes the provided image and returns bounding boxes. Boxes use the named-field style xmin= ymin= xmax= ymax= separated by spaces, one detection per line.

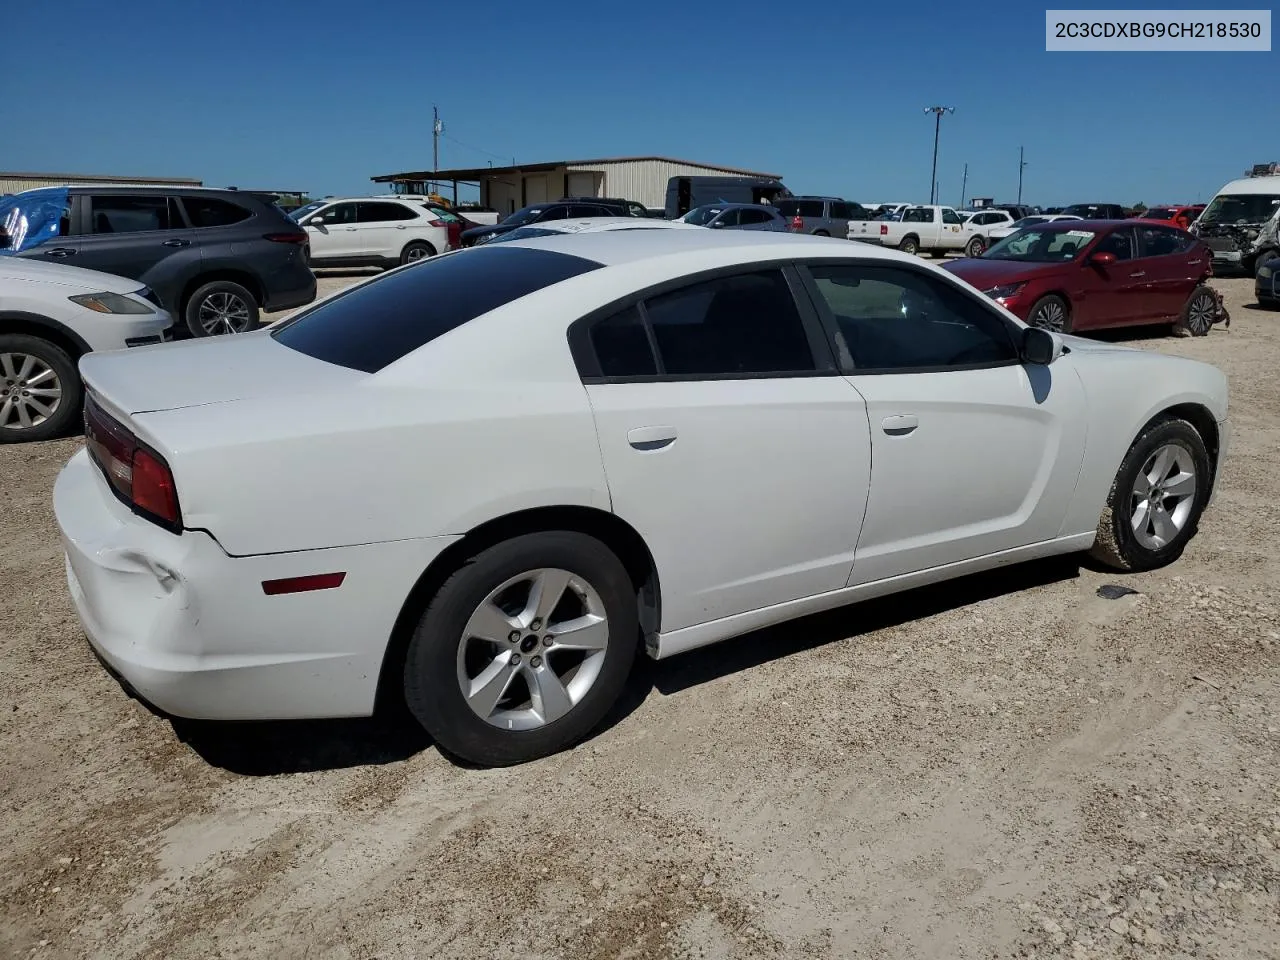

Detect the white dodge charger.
xmin=54 ymin=230 xmax=1229 ymax=766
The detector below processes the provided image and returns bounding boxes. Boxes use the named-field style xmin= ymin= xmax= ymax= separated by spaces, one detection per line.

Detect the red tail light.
xmin=84 ymin=396 xmax=182 ymax=531
xmin=790 ymin=215 xmax=804 ymax=232
xmin=428 ymin=219 xmax=447 ymax=228
xmin=263 ymin=232 xmax=310 ymax=244
xmin=880 ymin=224 xmax=889 ymax=235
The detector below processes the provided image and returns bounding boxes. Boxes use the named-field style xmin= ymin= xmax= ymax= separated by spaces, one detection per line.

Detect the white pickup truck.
xmin=847 ymin=205 xmax=985 ymax=258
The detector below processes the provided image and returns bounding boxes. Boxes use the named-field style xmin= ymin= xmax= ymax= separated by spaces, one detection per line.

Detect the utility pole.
xmin=960 ymin=163 xmax=968 ymax=209
xmin=923 ymin=106 xmax=955 ymax=204
xmin=1017 ymin=146 xmax=1028 ymax=204
xmin=432 ymin=105 xmax=443 ymax=176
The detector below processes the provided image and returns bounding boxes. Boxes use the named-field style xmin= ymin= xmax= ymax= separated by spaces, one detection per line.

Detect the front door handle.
xmin=1128 ymin=270 xmax=1146 ymax=278
xmin=162 ymin=238 xmax=190 ymax=247
xmin=881 ymin=415 xmax=918 ymax=436
xmin=627 ymin=425 xmax=677 ymax=451
xmin=45 ymin=247 xmax=76 ymax=258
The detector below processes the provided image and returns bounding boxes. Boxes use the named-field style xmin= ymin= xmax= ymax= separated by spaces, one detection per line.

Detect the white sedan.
xmin=54 ymin=231 xmax=1229 ymax=766
xmin=481 ymin=215 xmax=697 ymax=244
xmin=986 ymin=213 xmax=1083 ymax=243
xmin=2 ymin=257 xmax=172 ymax=443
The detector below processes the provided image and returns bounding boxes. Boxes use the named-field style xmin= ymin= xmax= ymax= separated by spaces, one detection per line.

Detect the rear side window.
xmin=272 ymin=247 xmax=602 ymax=373
xmin=776 ymin=200 xmax=825 ymax=218
xmin=590 ymin=306 xmax=657 ymax=377
xmin=182 ymin=196 xmax=253 ymax=228
xmin=87 ymin=195 xmax=180 ymax=233
xmin=358 ymin=202 xmax=419 ymax=223
xmin=642 ymin=271 xmax=815 ymax=377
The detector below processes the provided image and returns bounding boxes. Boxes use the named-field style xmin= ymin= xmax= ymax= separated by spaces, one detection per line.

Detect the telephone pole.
xmin=432 ymin=105 xmax=443 ymax=174
xmin=960 ymin=162 xmax=969 ymax=209
xmin=1017 ymin=146 xmax=1028 ymax=204
xmin=923 ymin=106 xmax=955 ymax=204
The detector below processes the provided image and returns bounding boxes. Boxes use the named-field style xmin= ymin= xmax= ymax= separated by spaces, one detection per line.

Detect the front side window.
xmin=357 ymin=202 xmax=419 ymax=223
xmin=289 ymin=200 xmax=327 ymax=223
xmin=642 ymin=271 xmax=815 ymax=377
xmin=312 ymin=203 xmax=357 ymax=225
xmin=806 ymin=264 xmax=1018 ymax=372
xmin=712 ymin=209 xmax=741 ymax=227
xmin=941 ymin=209 xmax=963 ymax=225
xmin=273 ymin=247 xmax=603 ymax=373
xmin=87 ymin=195 xmax=178 ymax=234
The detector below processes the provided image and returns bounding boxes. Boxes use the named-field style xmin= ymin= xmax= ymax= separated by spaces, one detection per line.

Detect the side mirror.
xmin=308 ymin=216 xmax=325 ymax=226
xmin=1022 ymin=327 xmax=1065 ymax=365
xmin=709 ymin=220 xmax=724 ymax=228
xmin=1089 ymin=251 xmax=1117 ymax=266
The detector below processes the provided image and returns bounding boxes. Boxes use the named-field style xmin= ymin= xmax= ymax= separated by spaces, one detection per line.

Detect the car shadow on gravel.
xmin=171 ymin=556 xmax=1080 ymax=776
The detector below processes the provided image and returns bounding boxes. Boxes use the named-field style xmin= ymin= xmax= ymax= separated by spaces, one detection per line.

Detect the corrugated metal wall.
xmin=566 ymin=160 xmax=780 ymax=208
xmin=0 ymin=175 xmax=202 ymax=194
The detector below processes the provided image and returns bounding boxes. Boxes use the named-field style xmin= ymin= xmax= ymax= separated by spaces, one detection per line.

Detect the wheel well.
xmin=1153 ymin=402 xmax=1221 ymax=492
xmin=0 ymin=312 xmax=90 ymax=360
xmin=178 ymin=270 xmax=264 ymax=314
xmin=374 ymin=505 xmax=660 ymax=715
xmin=901 ymin=233 xmax=919 ymax=245
xmin=1035 ymin=291 xmax=1072 ymax=314
xmin=404 ymin=239 xmax=437 ymax=255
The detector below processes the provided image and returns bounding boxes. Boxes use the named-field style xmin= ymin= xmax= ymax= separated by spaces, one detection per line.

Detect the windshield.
xmin=289 ymin=200 xmax=327 ymax=223
xmin=484 ymin=227 xmax=561 ymax=244
xmin=502 ymin=207 xmax=547 ymax=226
xmin=984 ymin=228 xmax=1096 ymax=262
xmin=1142 ymin=207 xmax=1175 ymax=220
xmin=1010 ymin=216 xmax=1049 ymax=228
xmin=1063 ymin=204 xmax=1116 ymax=218
xmin=681 ymin=205 xmax=725 ymax=225
xmin=1198 ymin=193 xmax=1280 ymax=225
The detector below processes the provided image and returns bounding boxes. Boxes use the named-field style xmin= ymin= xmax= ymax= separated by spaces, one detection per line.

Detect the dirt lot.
xmin=2 ymin=275 xmax=1278 ymax=960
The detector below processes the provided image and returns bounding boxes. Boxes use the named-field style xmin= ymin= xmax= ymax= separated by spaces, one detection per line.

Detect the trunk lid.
xmin=79 ymin=329 xmax=364 ymax=416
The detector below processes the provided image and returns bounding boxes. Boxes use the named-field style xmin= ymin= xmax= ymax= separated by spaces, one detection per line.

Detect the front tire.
xmin=966 ymin=235 xmax=987 ymax=258
xmin=1027 ymin=294 xmax=1071 ymax=333
xmin=185 ymin=280 xmax=259 ymax=337
xmin=1089 ymin=418 xmax=1211 ymax=572
xmin=0 ymin=334 xmax=81 ymax=443
xmin=403 ymin=532 xmax=639 ymax=766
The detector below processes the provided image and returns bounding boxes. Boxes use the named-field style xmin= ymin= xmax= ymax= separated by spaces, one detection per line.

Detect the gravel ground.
xmin=1 ymin=274 xmax=1277 ymax=960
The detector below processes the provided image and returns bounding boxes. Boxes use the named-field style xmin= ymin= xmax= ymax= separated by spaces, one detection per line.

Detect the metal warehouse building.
xmin=371 ymin=155 xmax=783 ymax=214
xmin=0 ymin=171 xmax=203 ymax=195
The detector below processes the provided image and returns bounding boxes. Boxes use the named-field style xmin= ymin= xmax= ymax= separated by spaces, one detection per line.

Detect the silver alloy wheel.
xmin=456 ymin=567 xmax=610 ymax=731
xmin=0 ymin=352 xmax=62 ymax=431
xmin=1130 ymin=443 xmax=1197 ymax=550
xmin=1186 ymin=292 xmax=1214 ymax=333
xmin=197 ymin=292 xmax=253 ymax=335
xmin=1032 ymin=300 xmax=1067 ymax=331
xmin=405 ymin=245 xmax=430 ymax=262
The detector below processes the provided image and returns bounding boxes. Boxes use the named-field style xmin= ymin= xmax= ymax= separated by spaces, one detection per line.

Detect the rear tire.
xmin=1027 ymin=294 xmax=1071 ymax=333
xmin=403 ymin=532 xmax=639 ymax=766
xmin=0 ymin=334 xmax=81 ymax=444
xmin=1174 ymin=284 xmax=1216 ymax=337
xmin=899 ymin=236 xmax=919 ymax=256
xmin=400 ymin=241 xmax=435 ymax=266
xmin=184 ymin=280 xmax=259 ymax=337
xmin=1089 ymin=418 xmax=1210 ymax=572
xmin=813 ymin=229 xmax=830 ymax=237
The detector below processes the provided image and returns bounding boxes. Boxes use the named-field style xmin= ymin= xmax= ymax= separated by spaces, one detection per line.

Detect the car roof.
xmin=515 ymin=216 xmax=688 ymax=233
xmin=1027 ymin=219 xmax=1133 ymax=231
xmin=1214 ymin=175 xmax=1280 ymax=195
xmin=495 ymin=225 xmax=903 ymax=266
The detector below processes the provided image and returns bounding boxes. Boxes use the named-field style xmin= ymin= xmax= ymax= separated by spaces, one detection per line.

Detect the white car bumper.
xmin=54 ymin=447 xmax=458 ymax=720
xmin=82 ymin=308 xmax=175 ymax=353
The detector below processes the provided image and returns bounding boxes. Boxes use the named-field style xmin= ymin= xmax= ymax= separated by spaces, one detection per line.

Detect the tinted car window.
xmin=1137 ymin=225 xmax=1194 ymax=257
xmin=738 ymin=208 xmax=771 ymax=225
xmin=314 ymin=203 xmax=357 ymax=225
xmin=1093 ymin=229 xmax=1135 ymax=261
xmin=642 ymin=271 xmax=814 ymax=377
xmin=182 ymin=196 xmax=253 ymax=228
xmin=590 ymin=306 xmax=657 ymax=377
xmin=903 ymin=207 xmax=935 ymax=223
xmin=358 ymin=202 xmax=419 ymax=223
xmin=806 ymin=264 xmax=1017 ymax=371
xmin=87 ymin=195 xmax=179 ymax=233
xmin=776 ymin=200 xmax=826 ymax=218
xmin=941 ymin=209 xmax=964 ymax=225
xmin=273 ymin=247 xmax=602 ymax=373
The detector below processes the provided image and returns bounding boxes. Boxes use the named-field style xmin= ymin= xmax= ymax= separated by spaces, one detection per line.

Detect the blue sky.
xmin=8 ymin=0 xmax=1275 ymax=206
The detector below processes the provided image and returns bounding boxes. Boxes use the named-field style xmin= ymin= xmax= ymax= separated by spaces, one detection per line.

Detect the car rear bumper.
xmin=1257 ymin=275 xmax=1279 ymax=303
xmin=260 ymin=259 xmax=317 ymax=312
xmin=54 ymin=447 xmax=458 ymax=721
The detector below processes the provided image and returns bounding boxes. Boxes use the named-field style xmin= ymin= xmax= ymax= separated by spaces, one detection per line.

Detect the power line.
xmin=441 ymin=133 xmax=511 ymax=164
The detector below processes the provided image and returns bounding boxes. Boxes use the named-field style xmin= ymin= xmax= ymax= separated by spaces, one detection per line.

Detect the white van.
xmin=1191 ymin=171 xmax=1280 ymax=274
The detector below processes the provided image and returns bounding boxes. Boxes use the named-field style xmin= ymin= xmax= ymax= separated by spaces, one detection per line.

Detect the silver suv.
xmin=775 ymin=196 xmax=869 ymax=236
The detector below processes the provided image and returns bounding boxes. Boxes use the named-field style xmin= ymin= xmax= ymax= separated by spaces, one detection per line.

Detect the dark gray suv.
xmin=775 ymin=196 xmax=870 ymax=236
xmin=3 ymin=186 xmax=316 ymax=336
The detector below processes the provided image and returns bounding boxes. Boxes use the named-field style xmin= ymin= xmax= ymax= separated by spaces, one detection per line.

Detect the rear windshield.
xmin=272 ymin=247 xmax=602 ymax=372
xmin=775 ymin=200 xmax=825 ymax=218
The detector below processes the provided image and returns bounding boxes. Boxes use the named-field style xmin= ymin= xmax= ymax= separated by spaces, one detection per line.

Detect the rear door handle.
xmin=162 ymin=238 xmax=190 ymax=248
xmin=627 ymin=425 xmax=677 ymax=451
xmin=881 ymin=415 xmax=918 ymax=436
xmin=45 ymin=247 xmax=76 ymax=258
xmin=1129 ymin=270 xmax=1146 ymax=278
xmin=1186 ymin=259 xmax=1202 ymax=265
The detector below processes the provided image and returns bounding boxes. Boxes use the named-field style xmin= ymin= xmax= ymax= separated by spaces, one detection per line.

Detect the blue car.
xmin=1257 ymin=252 xmax=1279 ymax=309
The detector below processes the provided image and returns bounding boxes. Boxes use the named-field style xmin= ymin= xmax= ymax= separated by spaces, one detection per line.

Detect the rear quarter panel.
xmin=1059 ymin=348 xmax=1228 ymax=538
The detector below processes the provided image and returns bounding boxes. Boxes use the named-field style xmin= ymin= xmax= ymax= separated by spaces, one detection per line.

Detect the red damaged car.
xmin=943 ymin=220 xmax=1218 ymax=335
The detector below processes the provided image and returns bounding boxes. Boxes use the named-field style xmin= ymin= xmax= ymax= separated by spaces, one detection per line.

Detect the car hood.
xmin=79 ymin=328 xmax=364 ymax=416
xmin=461 ymin=223 xmax=514 ymax=242
xmin=0 ymin=257 xmax=145 ymax=294
xmin=943 ymin=258 xmax=1068 ymax=290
